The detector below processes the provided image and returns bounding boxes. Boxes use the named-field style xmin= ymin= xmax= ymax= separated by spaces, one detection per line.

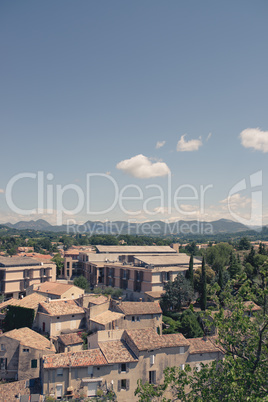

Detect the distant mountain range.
xmin=2 ymin=218 xmax=258 ymax=235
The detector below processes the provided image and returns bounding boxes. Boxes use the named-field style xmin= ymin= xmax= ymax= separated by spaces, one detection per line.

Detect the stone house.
xmin=36 ymin=299 xmax=85 ymax=337
xmin=56 ymin=332 xmax=84 ymax=353
xmin=0 ymin=327 xmax=55 ymax=381
xmin=27 ymin=281 xmax=84 ymax=300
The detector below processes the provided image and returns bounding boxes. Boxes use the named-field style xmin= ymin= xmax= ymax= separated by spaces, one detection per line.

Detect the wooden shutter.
xmin=126 ymin=363 xmax=129 ymax=373
xmin=126 ymin=379 xmax=130 ymax=391
xmin=118 ymin=380 xmax=121 ymax=391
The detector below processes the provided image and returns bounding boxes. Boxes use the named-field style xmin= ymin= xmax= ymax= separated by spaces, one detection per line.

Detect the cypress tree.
xmin=200 ymin=257 xmax=207 ymax=311
xmin=218 ymin=263 xmax=223 ymax=290
xmin=187 ymin=254 xmax=194 ymax=288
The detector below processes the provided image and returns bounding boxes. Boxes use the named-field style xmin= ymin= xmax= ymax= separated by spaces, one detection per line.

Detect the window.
xmin=132 ymin=316 xmax=135 ymax=322
xmin=0 ymin=358 xmax=7 ymax=370
xmin=23 ymin=348 xmax=29 ymax=353
xmin=150 ymin=354 xmax=155 ymax=365
xmin=149 ymin=370 xmax=156 ymax=384
xmin=136 ymin=316 xmax=140 ymax=322
xmin=0 ymin=344 xmax=5 ymax=351
xmin=57 ymin=368 xmax=63 ymax=376
xmin=118 ymin=379 xmax=129 ymax=391
xmin=31 ymin=359 xmax=37 ymax=369
xmin=121 ymin=363 xmax=127 ymax=372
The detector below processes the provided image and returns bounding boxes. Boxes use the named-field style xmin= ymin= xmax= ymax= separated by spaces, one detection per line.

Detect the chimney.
xmin=118 ymin=297 xmax=122 ymax=305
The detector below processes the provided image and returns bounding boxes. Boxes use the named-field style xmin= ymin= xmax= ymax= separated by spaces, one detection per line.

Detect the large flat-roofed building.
xmin=89 ymin=253 xmax=201 ymax=301
xmin=0 ymin=257 xmax=56 ymax=299
xmin=95 ymin=245 xmax=177 ymax=254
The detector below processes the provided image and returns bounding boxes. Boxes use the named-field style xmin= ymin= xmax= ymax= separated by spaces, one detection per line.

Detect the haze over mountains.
xmin=3 ymin=218 xmax=258 ymax=235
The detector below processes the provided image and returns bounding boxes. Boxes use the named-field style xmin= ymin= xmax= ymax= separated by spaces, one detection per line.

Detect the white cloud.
xmin=156 ymin=141 xmax=166 ymax=149
xmin=0 ymin=189 xmax=4 ymax=194
xmin=153 ymin=207 xmax=169 ymax=214
xmin=240 ymin=128 xmax=268 ymax=153
xmin=116 ymin=154 xmax=170 ymax=179
xmin=206 ymin=132 xmax=212 ymax=141
xmin=220 ymin=193 xmax=251 ymax=209
xmin=176 ymin=135 xmax=202 ymax=152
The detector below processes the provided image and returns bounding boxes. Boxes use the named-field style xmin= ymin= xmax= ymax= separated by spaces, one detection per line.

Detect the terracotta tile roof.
xmin=58 ymin=332 xmax=83 ymax=346
xmin=90 ymin=311 xmax=124 ymax=325
xmin=124 ymin=328 xmax=189 ymax=351
xmin=17 ymin=253 xmax=54 ymax=262
xmin=0 ymin=293 xmax=46 ymax=312
xmin=243 ymin=301 xmax=261 ymax=312
xmin=188 ymin=337 xmax=222 ymax=354
xmin=161 ymin=333 xmax=190 ymax=347
xmin=64 ymin=249 xmax=80 ymax=256
xmin=39 ymin=300 xmax=85 ymax=316
xmin=116 ymin=302 xmax=162 ymax=315
xmin=99 ymin=340 xmax=138 ymax=363
xmin=34 ymin=281 xmax=76 ymax=295
xmin=43 ymin=349 xmax=107 ymax=368
xmin=144 ymin=290 xmax=165 ymax=299
xmin=0 ymin=298 xmax=19 ymax=310
xmin=1 ymin=327 xmax=55 ymax=352
xmin=83 ymin=294 xmax=109 ymax=305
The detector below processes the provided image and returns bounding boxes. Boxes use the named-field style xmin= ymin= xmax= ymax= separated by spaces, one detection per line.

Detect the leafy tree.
xmin=185 ymin=242 xmax=198 ymax=256
xmin=179 ymin=310 xmax=203 ymax=338
xmin=4 ymin=306 xmax=34 ymax=331
xmin=238 ymin=236 xmax=251 ymax=250
xmin=200 ymin=257 xmax=207 ymax=311
xmin=228 ymin=253 xmax=241 ymax=279
xmin=162 ymin=316 xmax=180 ymax=334
xmin=194 ymin=265 xmax=215 ymax=293
xmin=245 ymin=246 xmax=256 ymax=267
xmin=52 ymin=253 xmax=64 ymax=277
xmin=161 ymin=274 xmax=193 ymax=312
xmin=218 ymin=263 xmax=223 ymax=290
xmin=205 ymin=242 xmax=233 ymax=272
xmin=258 ymin=242 xmax=267 ymax=255
xmin=73 ymin=275 xmax=89 ymax=290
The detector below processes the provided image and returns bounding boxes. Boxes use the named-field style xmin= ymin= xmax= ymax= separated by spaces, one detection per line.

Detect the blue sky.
xmin=0 ymin=1 xmax=268 ymax=226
